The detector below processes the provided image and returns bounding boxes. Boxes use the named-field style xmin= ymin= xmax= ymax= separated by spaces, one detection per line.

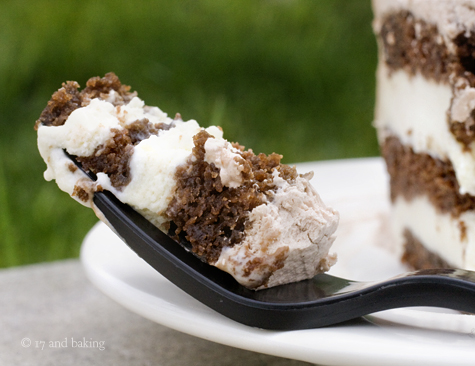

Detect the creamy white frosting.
xmin=204 ymin=138 xmax=244 ymax=188
xmin=391 ymin=196 xmax=475 ymax=270
xmin=215 ymin=171 xmax=338 ymax=290
xmin=374 ymin=64 xmax=475 ymax=195
xmin=374 ymin=64 xmax=453 ymax=158
xmin=38 ymin=99 xmax=120 ymax=172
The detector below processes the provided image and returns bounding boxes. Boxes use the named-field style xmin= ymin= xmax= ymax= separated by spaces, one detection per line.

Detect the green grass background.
xmin=0 ymin=0 xmax=377 ymax=268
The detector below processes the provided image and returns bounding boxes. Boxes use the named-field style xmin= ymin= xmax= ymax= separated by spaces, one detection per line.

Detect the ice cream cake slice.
xmin=36 ymin=73 xmax=339 ymax=290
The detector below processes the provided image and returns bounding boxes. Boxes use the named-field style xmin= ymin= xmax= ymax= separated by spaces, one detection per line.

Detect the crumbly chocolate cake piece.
xmin=378 ymin=10 xmax=475 ymax=84
xmin=449 ymin=110 xmax=475 ymax=150
xmin=166 ymin=129 xmax=298 ymax=264
xmin=379 ymin=10 xmax=452 ymax=83
xmin=35 ymin=72 xmax=136 ymax=130
xmin=401 ymin=228 xmax=452 ymax=269
xmin=381 ymin=135 xmax=475 ymax=217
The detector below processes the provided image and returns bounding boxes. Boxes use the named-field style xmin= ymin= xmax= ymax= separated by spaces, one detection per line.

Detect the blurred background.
xmin=0 ymin=0 xmax=377 ymax=268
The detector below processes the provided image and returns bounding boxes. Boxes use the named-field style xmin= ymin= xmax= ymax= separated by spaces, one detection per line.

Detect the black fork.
xmin=70 ymin=151 xmax=475 ymax=330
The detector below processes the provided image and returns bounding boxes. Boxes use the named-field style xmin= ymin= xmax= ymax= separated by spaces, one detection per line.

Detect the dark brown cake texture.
xmin=382 ymin=136 xmax=475 ymax=218
xmin=166 ymin=129 xmax=298 ymax=265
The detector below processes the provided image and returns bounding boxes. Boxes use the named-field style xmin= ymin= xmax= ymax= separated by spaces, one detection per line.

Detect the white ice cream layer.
xmin=215 ymin=172 xmax=339 ymax=290
xmin=39 ymin=99 xmax=120 ymax=160
xmin=204 ymin=138 xmax=244 ymax=188
xmin=116 ymin=120 xmax=221 ymax=228
xmin=392 ymin=196 xmax=475 ymax=270
xmin=374 ymin=64 xmax=475 ymax=195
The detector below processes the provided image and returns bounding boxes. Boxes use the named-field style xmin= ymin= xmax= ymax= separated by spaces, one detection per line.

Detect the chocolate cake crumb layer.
xmin=77 ymin=128 xmax=134 ymax=189
xmin=449 ymin=109 xmax=475 ymax=149
xmin=381 ymin=136 xmax=475 ymax=217
xmin=127 ymin=119 xmax=175 ymax=145
xmin=35 ymin=72 xmax=135 ymax=130
xmin=378 ymin=10 xmax=475 ymax=83
xmin=453 ymin=30 xmax=475 ymax=77
xmin=401 ymin=228 xmax=452 ymax=269
xmin=72 ymin=185 xmax=91 ymax=203
xmin=166 ymin=130 xmax=297 ymax=264
xmin=379 ymin=10 xmax=451 ymax=83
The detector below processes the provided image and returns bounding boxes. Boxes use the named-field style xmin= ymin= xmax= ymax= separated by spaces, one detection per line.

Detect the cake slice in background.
xmin=35 ymin=73 xmax=339 ymax=290
xmin=372 ymin=0 xmax=475 ymax=270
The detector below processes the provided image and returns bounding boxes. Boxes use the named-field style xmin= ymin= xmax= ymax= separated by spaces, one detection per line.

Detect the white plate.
xmin=81 ymin=157 xmax=475 ymax=366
